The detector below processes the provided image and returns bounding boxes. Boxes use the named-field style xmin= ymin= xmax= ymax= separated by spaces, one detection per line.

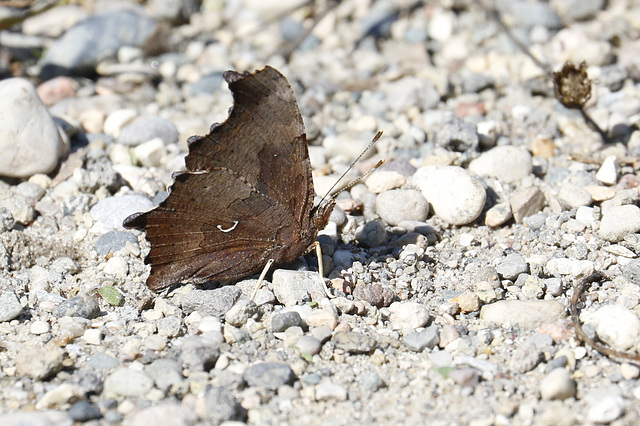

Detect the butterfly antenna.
xmin=316 ymin=130 xmax=383 ymax=205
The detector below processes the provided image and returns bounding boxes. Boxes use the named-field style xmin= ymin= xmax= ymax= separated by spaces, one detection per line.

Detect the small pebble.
xmin=388 ymin=301 xmax=431 ymax=329
xmin=509 ymin=187 xmax=545 ymax=223
xmin=0 ymin=290 xmax=23 ymax=322
xmin=315 ymin=381 xmax=348 ymax=401
xmin=468 ymin=146 xmax=532 ymax=183
xmin=243 ymin=362 xmax=294 ymax=389
xmin=539 ymin=368 xmax=577 ymax=400
xmin=480 ymin=300 xmax=565 ymax=329
xmin=599 ymin=205 xmax=640 ymax=242
xmin=403 ymin=326 xmax=440 ymax=352
xmin=103 ymin=367 xmax=154 ymax=397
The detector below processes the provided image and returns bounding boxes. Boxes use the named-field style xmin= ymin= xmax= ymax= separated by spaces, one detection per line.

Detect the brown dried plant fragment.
xmin=552 ymin=61 xmax=592 ymax=110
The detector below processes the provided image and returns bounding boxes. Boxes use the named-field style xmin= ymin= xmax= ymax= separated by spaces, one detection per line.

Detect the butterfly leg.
xmin=312 ymin=240 xmax=334 ymax=299
xmin=250 ymin=258 xmax=275 ymax=301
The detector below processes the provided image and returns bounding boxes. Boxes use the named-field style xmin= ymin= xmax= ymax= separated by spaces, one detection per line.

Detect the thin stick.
xmin=250 ymin=258 xmax=275 ymax=301
xmin=314 ymin=240 xmax=333 ymax=298
xmin=571 ymin=272 xmax=640 ymax=361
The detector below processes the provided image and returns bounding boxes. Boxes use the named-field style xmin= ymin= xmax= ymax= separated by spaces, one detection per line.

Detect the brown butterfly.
xmin=124 ymin=66 xmax=335 ymax=291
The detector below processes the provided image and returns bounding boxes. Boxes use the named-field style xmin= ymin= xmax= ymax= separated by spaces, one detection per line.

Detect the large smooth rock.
xmin=0 ymin=78 xmax=67 ymax=178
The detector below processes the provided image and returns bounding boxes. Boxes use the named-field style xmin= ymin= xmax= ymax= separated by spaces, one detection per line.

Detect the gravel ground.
xmin=1 ymin=0 xmax=640 ymax=425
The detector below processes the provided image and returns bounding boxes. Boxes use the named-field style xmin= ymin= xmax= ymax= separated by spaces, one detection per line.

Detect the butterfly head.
xmin=311 ymin=199 xmax=335 ymax=231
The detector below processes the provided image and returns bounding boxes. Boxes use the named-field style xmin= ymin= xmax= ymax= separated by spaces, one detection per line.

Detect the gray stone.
xmin=200 ymin=386 xmax=245 ymax=424
xmin=355 ymin=221 xmax=388 ymax=248
xmin=360 ymin=370 xmax=385 ymax=392
xmin=103 ymin=367 xmax=154 ymax=397
xmin=402 ymin=326 xmax=440 ymax=352
xmin=0 ymin=290 xmax=23 ymax=322
xmin=124 ymin=402 xmax=198 ymax=426
xmin=496 ymin=253 xmax=528 ymax=280
xmin=622 ymin=259 xmax=640 ymax=285
xmin=413 ymin=165 xmax=486 ymax=225
xmin=86 ymin=353 xmax=120 ymax=370
xmin=68 ymin=400 xmax=101 ymax=422
xmin=375 ymin=189 xmax=428 ymax=226
xmin=177 ymin=336 xmax=220 ymax=372
xmin=0 ymin=78 xmax=67 ymax=178
xmin=468 ymin=146 xmax=533 ymax=183
xmin=244 ymin=362 xmax=295 ymax=389
xmin=0 ymin=411 xmax=73 ymax=426
xmin=41 ymin=9 xmax=158 ymax=78
xmin=224 ymin=299 xmax=258 ymax=327
xmin=599 ymin=205 xmax=640 ymax=242
xmin=389 ymin=301 xmax=431 ymax=329
xmin=54 ymin=295 xmax=100 ymax=319
xmin=558 ymin=183 xmax=592 ymax=208
xmin=180 ymin=287 xmax=241 ymax=318
xmin=118 ymin=116 xmax=179 ymax=146
xmin=95 ymin=230 xmax=138 ymax=255
xmin=272 ymin=269 xmax=327 ymax=307
xmin=510 ymin=187 xmax=545 ymax=223
xmin=90 ymin=194 xmax=154 ymax=230
xmin=294 ymin=335 xmax=322 ymax=355
xmin=145 ymin=358 xmax=183 ymax=392
xmin=271 ymin=311 xmax=303 ymax=332
xmin=539 ymin=368 xmax=577 ymax=400
xmin=333 ymin=331 xmax=377 ymax=354
xmin=480 ymin=300 xmax=566 ymax=329
xmin=15 ymin=343 xmax=64 ymax=380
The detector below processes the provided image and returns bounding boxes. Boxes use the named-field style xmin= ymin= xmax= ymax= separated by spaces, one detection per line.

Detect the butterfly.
xmin=124 ymin=66 xmax=335 ymax=291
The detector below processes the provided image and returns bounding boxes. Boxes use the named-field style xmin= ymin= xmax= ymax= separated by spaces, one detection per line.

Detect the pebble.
xmin=272 ymin=270 xmax=327 ymax=306
xmin=86 ymin=353 xmax=120 ymax=370
xmin=197 ymin=387 xmax=245 ymax=424
xmin=590 ymin=304 xmax=640 ymax=351
xmin=0 ymin=290 xmax=23 ymax=322
xmin=103 ymin=367 xmax=154 ymax=397
xmin=360 ymin=370 xmax=385 ymax=392
xmin=539 ymin=368 xmax=577 ymax=400
xmin=496 ymin=253 xmax=529 ymax=280
xmin=271 ymin=311 xmax=303 ymax=332
xmin=375 ymin=189 xmax=428 ymax=226
xmin=68 ymin=400 xmax=102 ymax=422
xmin=40 ymin=9 xmax=158 ymax=78
xmin=557 ymin=182 xmax=593 ymax=208
xmin=314 ymin=381 xmax=348 ymax=402
xmin=452 ymin=290 xmax=480 ymax=313
xmin=599 ymin=204 xmax=640 ymax=242
xmin=402 ymin=325 xmax=440 ymax=352
xmin=118 ymin=116 xmax=179 ymax=146
xmin=620 ymin=362 xmax=640 ymax=380
xmin=180 ymin=287 xmax=241 ymax=318
xmin=596 ymin=156 xmax=619 ymax=185
xmin=224 ymin=299 xmax=257 ymax=327
xmin=90 ymin=194 xmax=154 ymax=230
xmin=0 ymin=411 xmax=73 ymax=426
xmin=365 ymin=170 xmax=407 ymax=193
xmin=306 ymin=308 xmax=338 ymax=330
xmin=575 ymin=205 xmax=597 ymax=227
xmin=178 ymin=336 xmax=220 ymax=372
xmin=468 ymin=146 xmax=533 ymax=183
xmin=354 ymin=221 xmax=388 ymax=248
xmin=295 ymin=335 xmax=322 ymax=355
xmin=0 ymin=78 xmax=67 ymax=178
xmin=485 ymin=203 xmax=513 ymax=227
xmin=545 ymin=258 xmax=594 ymax=276
xmin=353 ymin=283 xmax=394 ymax=308
xmin=244 ymin=362 xmax=294 ymax=389
xmin=448 ymin=368 xmax=480 ymax=388
xmin=388 ymin=301 xmax=431 ymax=329
xmin=104 ymin=108 xmax=138 ymax=138
xmin=125 ymin=402 xmax=197 ymax=426
xmin=480 ymin=300 xmax=565 ymax=329
xmin=509 ymin=342 xmax=542 ymax=373
xmin=95 ymin=230 xmax=138 ymax=255
xmin=15 ymin=343 xmax=64 ymax=380
xmin=333 ymin=331 xmax=377 ymax=354
xmin=22 ymin=4 xmax=88 ymax=38
xmin=145 ymin=359 xmax=183 ymax=392
xmin=35 ymin=383 xmax=82 ymax=409
xmin=54 ymin=295 xmax=100 ymax=319
xmin=412 ymin=166 xmax=486 ymax=225
xmin=509 ymin=187 xmax=545 ymax=223
xmin=586 ymin=388 xmax=625 ymax=424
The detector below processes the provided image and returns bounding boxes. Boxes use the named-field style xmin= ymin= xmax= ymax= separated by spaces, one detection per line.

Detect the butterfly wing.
xmin=125 ymin=168 xmax=295 ymax=290
xmin=124 ymin=66 xmax=323 ymax=290
xmin=186 ymin=66 xmax=316 ymax=233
